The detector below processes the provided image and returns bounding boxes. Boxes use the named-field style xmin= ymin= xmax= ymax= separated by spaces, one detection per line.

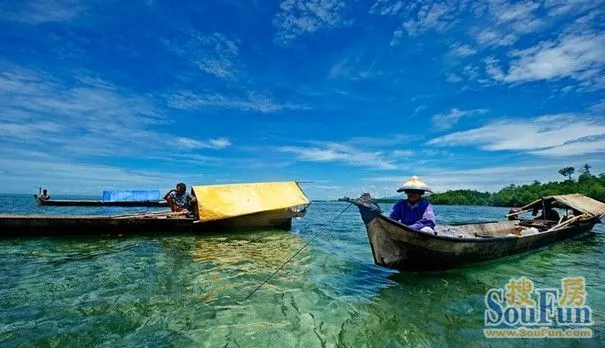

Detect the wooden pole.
xmin=545 ymin=214 xmax=588 ymax=232
xmin=112 ymin=211 xmax=186 ymax=219
xmin=506 ymin=208 xmax=534 ymax=217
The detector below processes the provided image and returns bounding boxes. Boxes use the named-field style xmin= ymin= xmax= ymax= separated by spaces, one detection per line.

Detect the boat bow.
xmin=343 ymin=193 xmax=383 ymax=224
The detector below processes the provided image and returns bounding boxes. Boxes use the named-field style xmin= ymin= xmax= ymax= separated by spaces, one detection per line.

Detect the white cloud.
xmin=392 ymin=150 xmax=414 ymax=157
xmin=473 ymin=28 xmax=518 ymax=47
xmin=165 ymin=32 xmax=240 ymax=80
xmin=449 ymin=43 xmax=477 ymax=57
xmin=329 ymin=57 xmax=383 ymax=80
xmin=0 ymin=66 xmax=238 ymax=165
xmin=545 ymin=0 xmax=601 ymax=16
xmin=390 ymin=30 xmax=404 ymax=47
xmin=485 ymin=33 xmax=605 ymax=87
xmin=165 ymin=90 xmax=306 ymax=113
xmin=177 ymin=137 xmax=232 ymax=150
xmin=446 ymin=73 xmax=463 ymax=83
xmin=588 ymin=99 xmax=605 ymax=113
xmin=0 ymin=120 xmax=65 ymax=140
xmin=371 ymin=0 xmax=467 ymax=45
xmin=273 ymin=0 xmax=349 ymax=44
xmin=0 ymin=148 xmax=212 ymax=194
xmin=0 ymin=68 xmax=167 ymax=155
xmin=208 ymin=138 xmax=232 ymax=149
xmin=528 ymin=139 xmax=605 ymax=157
xmin=1 ymin=0 xmax=85 ymax=23
xmin=363 ymin=163 xmax=584 ymax=193
xmin=414 ymin=105 xmax=427 ymax=114
xmin=484 ymin=57 xmax=505 ymax=80
xmin=369 ymin=0 xmax=405 ymax=16
xmin=402 ymin=3 xmax=455 ymax=36
xmin=493 ymin=0 xmax=539 ymax=23
xmin=428 ymin=114 xmax=605 ymax=157
xmin=431 ymin=108 xmax=488 ymax=130
xmin=371 ymin=0 xmax=541 ymax=46
xmin=489 ymin=0 xmax=544 ymax=33
xmin=278 ymin=142 xmax=397 ymax=170
xmin=561 ymin=11 xmax=603 ymax=37
xmin=345 ymin=134 xmax=418 ymax=147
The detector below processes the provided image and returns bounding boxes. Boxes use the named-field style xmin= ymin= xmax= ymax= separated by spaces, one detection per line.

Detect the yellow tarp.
xmin=192 ymin=181 xmax=310 ymax=222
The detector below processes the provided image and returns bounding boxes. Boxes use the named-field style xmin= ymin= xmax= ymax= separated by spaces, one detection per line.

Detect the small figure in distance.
xmin=164 ymin=183 xmax=197 ymax=216
xmin=389 ymin=176 xmax=436 ymax=234
xmin=39 ymin=189 xmax=51 ymax=201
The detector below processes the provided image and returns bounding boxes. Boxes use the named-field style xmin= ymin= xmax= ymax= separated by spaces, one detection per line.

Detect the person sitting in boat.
xmin=508 ymin=208 xmax=521 ymax=220
xmin=164 ymin=183 xmax=196 ymax=214
xmin=39 ymin=189 xmax=51 ymax=201
xmin=532 ymin=203 xmax=560 ymax=221
xmin=389 ymin=176 xmax=436 ymax=234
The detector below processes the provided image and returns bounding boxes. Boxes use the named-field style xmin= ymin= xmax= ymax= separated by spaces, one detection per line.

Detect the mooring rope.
xmin=241 ymin=203 xmax=353 ymax=302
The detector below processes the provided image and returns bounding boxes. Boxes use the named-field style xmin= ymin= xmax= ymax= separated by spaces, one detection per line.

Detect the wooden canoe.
xmin=0 ymin=208 xmax=307 ymax=237
xmin=347 ymin=193 xmax=605 ymax=271
xmin=34 ymin=195 xmax=169 ymax=207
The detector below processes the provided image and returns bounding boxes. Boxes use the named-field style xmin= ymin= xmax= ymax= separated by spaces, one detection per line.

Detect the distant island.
xmin=340 ymin=164 xmax=605 ymax=207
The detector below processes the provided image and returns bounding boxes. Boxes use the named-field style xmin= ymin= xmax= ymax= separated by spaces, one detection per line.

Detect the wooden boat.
xmin=34 ymin=195 xmax=169 ymax=207
xmin=3 ymin=182 xmax=310 ymax=237
xmin=346 ymin=193 xmax=605 ymax=271
xmin=0 ymin=208 xmax=307 ymax=237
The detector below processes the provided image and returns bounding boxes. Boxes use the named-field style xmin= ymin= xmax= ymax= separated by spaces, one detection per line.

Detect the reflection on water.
xmin=0 ymin=194 xmax=603 ymax=346
xmin=191 ymin=232 xmax=305 ymax=270
xmin=188 ymin=231 xmax=308 ymax=304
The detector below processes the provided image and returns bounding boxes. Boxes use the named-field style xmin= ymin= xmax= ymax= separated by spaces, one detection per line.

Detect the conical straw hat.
xmin=396 ymin=176 xmax=432 ymax=193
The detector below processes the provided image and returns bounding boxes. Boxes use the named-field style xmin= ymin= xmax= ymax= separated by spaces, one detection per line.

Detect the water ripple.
xmin=0 ymin=195 xmax=603 ymax=346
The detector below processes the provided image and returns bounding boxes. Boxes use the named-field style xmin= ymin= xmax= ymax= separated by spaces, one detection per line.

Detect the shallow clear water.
xmin=0 ymin=194 xmax=603 ymax=346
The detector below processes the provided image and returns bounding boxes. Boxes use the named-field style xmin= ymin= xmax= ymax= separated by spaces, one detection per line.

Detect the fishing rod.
xmin=241 ymin=202 xmax=353 ymax=302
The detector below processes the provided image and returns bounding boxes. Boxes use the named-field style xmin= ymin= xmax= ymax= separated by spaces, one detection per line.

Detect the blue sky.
xmin=1 ymin=0 xmax=604 ymax=199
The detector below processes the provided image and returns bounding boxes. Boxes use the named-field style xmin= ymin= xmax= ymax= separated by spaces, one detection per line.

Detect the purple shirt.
xmin=389 ymin=198 xmax=436 ymax=230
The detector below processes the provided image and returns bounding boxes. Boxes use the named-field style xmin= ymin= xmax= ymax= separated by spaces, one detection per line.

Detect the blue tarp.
xmin=102 ymin=190 xmax=161 ymax=202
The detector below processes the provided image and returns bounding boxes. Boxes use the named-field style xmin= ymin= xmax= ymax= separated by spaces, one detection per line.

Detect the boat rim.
xmin=375 ymin=213 xmax=596 ymax=243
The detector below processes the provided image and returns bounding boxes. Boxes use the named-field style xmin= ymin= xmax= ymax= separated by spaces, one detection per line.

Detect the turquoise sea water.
xmin=0 ymin=194 xmax=603 ymax=347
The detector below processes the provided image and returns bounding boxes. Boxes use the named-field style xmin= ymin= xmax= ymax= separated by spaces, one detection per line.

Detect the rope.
xmin=241 ymin=203 xmax=353 ymax=302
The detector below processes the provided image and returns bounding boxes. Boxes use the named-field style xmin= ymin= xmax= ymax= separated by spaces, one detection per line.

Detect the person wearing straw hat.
xmin=389 ymin=176 xmax=436 ymax=234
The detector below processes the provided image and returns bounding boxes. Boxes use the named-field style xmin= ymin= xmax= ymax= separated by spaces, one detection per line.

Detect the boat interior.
xmin=434 ymin=219 xmax=553 ymax=239
xmin=426 ymin=194 xmax=605 ymax=239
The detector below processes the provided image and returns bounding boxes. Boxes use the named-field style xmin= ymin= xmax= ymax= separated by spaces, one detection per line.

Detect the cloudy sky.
xmin=1 ymin=0 xmax=604 ymax=199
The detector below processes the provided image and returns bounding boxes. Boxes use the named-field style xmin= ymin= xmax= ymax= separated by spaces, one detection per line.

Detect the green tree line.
xmin=409 ymin=164 xmax=605 ymax=207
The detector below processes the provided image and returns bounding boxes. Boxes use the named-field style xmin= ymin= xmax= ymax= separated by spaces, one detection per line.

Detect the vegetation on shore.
xmin=377 ymin=164 xmax=605 ymax=207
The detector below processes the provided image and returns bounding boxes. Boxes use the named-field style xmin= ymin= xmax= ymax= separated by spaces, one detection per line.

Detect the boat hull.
xmin=346 ymin=195 xmax=599 ymax=271
xmin=0 ymin=208 xmax=303 ymax=237
xmin=365 ymin=215 xmax=596 ymax=271
xmin=34 ymin=196 xmax=168 ymax=207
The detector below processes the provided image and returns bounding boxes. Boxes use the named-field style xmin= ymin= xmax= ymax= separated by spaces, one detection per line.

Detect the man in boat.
xmin=38 ymin=189 xmax=51 ymax=201
xmin=389 ymin=176 xmax=436 ymax=234
xmin=508 ymin=208 xmax=521 ymax=220
xmin=533 ymin=203 xmax=560 ymax=221
xmin=164 ymin=183 xmax=197 ymax=215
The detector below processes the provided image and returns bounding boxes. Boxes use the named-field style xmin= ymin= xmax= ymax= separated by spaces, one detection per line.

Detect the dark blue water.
xmin=0 ymin=194 xmax=603 ymax=346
